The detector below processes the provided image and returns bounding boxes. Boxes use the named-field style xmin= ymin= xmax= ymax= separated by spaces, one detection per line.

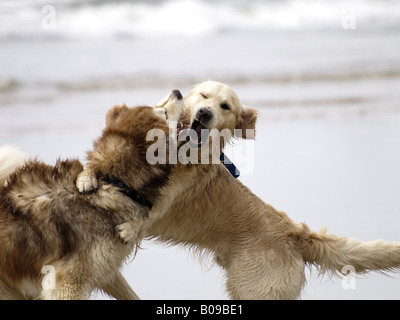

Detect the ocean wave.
xmin=1 ymin=0 xmax=400 ymax=40
xmin=1 ymin=67 xmax=400 ymax=95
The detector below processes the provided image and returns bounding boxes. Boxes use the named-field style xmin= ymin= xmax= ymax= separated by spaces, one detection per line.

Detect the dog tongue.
xmin=195 ymin=122 xmax=205 ymax=138
xmin=190 ymin=120 xmax=206 ymax=145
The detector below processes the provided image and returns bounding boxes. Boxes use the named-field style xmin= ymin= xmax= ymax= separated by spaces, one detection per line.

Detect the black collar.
xmin=100 ymin=153 xmax=236 ymax=209
xmin=102 ymin=176 xmax=153 ymax=209
xmin=220 ymin=152 xmax=240 ymax=178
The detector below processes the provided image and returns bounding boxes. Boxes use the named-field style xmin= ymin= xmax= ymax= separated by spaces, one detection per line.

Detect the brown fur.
xmin=86 ymin=105 xmax=173 ymax=201
xmin=0 ymin=91 xmax=183 ymax=299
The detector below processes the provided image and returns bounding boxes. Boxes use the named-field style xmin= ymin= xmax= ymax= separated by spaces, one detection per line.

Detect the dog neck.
xmin=101 ymin=176 xmax=153 ymax=209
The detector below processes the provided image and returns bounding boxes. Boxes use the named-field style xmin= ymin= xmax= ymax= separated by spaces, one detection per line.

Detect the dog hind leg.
xmin=225 ymin=250 xmax=305 ymax=300
xmin=40 ymin=261 xmax=90 ymax=300
xmin=0 ymin=279 xmax=26 ymax=300
xmin=101 ymin=271 xmax=140 ymax=300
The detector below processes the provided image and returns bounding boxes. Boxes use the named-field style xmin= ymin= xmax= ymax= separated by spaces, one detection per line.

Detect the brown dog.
xmin=0 ymin=90 xmax=183 ymax=299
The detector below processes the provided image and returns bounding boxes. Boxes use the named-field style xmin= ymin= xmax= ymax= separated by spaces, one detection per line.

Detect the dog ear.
xmin=236 ymin=107 xmax=258 ymax=139
xmin=105 ymin=105 xmax=128 ymax=127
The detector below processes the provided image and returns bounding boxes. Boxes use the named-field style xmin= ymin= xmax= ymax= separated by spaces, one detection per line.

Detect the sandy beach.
xmin=1 ymin=0 xmax=400 ymax=299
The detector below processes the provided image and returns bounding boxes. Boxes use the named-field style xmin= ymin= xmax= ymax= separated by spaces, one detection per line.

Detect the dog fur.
xmin=147 ymin=81 xmax=400 ymax=299
xmin=91 ymin=80 xmax=400 ymax=299
xmin=0 ymin=90 xmax=183 ymax=299
xmin=181 ymin=80 xmax=257 ymax=141
xmin=7 ymin=80 xmax=400 ymax=299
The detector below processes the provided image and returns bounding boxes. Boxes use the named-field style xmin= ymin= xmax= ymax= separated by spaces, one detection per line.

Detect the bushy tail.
xmin=298 ymin=225 xmax=400 ymax=276
xmin=0 ymin=145 xmax=29 ymax=186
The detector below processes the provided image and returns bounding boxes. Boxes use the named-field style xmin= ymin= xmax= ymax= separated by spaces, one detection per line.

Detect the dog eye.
xmin=220 ymin=103 xmax=230 ymax=110
xmin=200 ymin=93 xmax=208 ymax=99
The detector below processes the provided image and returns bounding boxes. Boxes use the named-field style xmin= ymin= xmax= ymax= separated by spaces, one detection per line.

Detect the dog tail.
xmin=296 ymin=224 xmax=400 ymax=276
xmin=0 ymin=145 xmax=29 ymax=186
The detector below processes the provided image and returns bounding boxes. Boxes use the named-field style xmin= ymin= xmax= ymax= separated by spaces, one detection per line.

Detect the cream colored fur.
xmin=0 ymin=145 xmax=29 ymax=186
xmin=123 ymin=81 xmax=400 ymax=299
xmin=181 ymin=80 xmax=257 ymax=138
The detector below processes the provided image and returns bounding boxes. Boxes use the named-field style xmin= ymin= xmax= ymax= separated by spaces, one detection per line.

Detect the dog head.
xmin=106 ymin=89 xmax=183 ymax=131
xmin=184 ymin=80 xmax=258 ymax=147
xmin=88 ymin=90 xmax=183 ymax=196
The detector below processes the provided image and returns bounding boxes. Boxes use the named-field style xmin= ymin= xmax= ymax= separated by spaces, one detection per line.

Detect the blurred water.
xmin=1 ymin=0 xmax=400 ymax=117
xmin=2 ymin=0 xmax=400 ymax=40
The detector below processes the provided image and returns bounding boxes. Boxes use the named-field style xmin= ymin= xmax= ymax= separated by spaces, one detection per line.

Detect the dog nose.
xmin=197 ymin=108 xmax=212 ymax=123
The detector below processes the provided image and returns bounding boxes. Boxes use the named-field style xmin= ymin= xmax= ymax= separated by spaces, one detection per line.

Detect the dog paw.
xmin=154 ymin=89 xmax=184 ymax=124
xmin=116 ymin=222 xmax=138 ymax=245
xmin=76 ymin=169 xmax=98 ymax=193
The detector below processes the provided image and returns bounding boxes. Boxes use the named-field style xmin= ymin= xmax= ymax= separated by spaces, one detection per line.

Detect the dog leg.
xmin=101 ymin=271 xmax=140 ymax=300
xmin=40 ymin=260 xmax=90 ymax=300
xmin=0 ymin=279 xmax=26 ymax=300
xmin=155 ymin=89 xmax=184 ymax=125
xmin=76 ymin=168 xmax=98 ymax=193
xmin=40 ymin=268 xmax=89 ymax=300
xmin=116 ymin=221 xmax=142 ymax=245
xmin=41 ymin=285 xmax=88 ymax=300
xmin=225 ymin=250 xmax=305 ymax=300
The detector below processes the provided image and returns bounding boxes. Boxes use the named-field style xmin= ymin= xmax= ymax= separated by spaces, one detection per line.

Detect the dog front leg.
xmin=76 ymin=168 xmax=98 ymax=193
xmin=116 ymin=221 xmax=141 ymax=245
xmin=101 ymin=271 xmax=140 ymax=300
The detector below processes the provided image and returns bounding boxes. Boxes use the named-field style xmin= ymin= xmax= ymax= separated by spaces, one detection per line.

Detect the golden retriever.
xmin=145 ymin=82 xmax=400 ymax=299
xmin=123 ymin=81 xmax=400 ymax=299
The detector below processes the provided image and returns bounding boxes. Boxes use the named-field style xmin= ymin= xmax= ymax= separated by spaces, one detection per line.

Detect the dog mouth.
xmin=177 ymin=119 xmax=209 ymax=148
xmin=177 ymin=123 xmax=188 ymax=136
xmin=190 ymin=119 xmax=210 ymax=147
